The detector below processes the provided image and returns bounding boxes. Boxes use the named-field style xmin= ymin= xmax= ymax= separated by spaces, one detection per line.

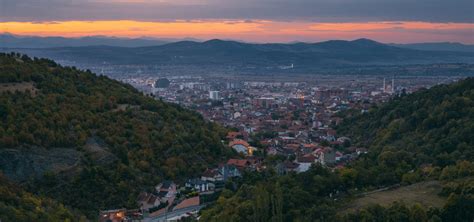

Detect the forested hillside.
xmin=0 ymin=53 xmax=233 ymax=219
xmin=0 ymin=173 xmax=85 ymax=221
xmin=338 ymin=78 xmax=474 ymax=186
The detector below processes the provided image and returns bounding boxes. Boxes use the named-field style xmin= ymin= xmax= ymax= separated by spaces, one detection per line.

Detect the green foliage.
xmin=0 ymin=173 xmax=84 ymax=222
xmin=0 ymin=53 xmax=233 ymax=218
xmin=340 ymin=202 xmax=427 ymax=222
xmin=340 ymin=196 xmax=474 ymax=222
xmin=200 ymin=165 xmax=340 ymax=221
xmin=441 ymin=193 xmax=474 ymax=222
xmin=338 ymin=78 xmax=474 ymax=187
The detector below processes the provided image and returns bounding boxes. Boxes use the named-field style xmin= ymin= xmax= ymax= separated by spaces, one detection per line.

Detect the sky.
xmin=1 ymin=0 xmax=473 ymax=43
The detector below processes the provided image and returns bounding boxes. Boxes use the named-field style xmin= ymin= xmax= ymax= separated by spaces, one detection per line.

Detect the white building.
xmin=209 ymin=91 xmax=220 ymax=100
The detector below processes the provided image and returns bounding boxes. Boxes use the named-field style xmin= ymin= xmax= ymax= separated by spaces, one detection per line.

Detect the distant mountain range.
xmin=0 ymin=34 xmax=179 ymax=48
xmin=390 ymin=42 xmax=474 ymax=53
xmin=2 ymin=34 xmax=473 ymax=52
xmin=2 ymin=36 xmax=473 ymax=70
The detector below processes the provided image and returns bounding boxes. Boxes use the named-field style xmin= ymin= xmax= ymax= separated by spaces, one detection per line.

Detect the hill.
xmin=3 ymin=39 xmax=473 ymax=70
xmin=337 ymin=78 xmax=474 ymax=185
xmin=391 ymin=42 xmax=474 ymax=53
xmin=0 ymin=53 xmax=234 ymax=219
xmin=0 ymin=34 xmax=170 ymax=48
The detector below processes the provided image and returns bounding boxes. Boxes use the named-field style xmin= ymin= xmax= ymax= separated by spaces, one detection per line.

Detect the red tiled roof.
xmin=297 ymin=155 xmax=316 ymax=163
xmin=226 ymin=132 xmax=241 ymax=139
xmin=327 ymin=129 xmax=337 ymax=136
xmin=330 ymin=141 xmax=343 ymax=145
xmin=227 ymin=159 xmax=250 ymax=168
xmin=149 ymin=208 xmax=167 ymax=217
xmin=229 ymin=139 xmax=249 ymax=147
xmin=202 ymin=169 xmax=219 ymax=177
xmin=174 ymin=197 xmax=200 ymax=210
xmin=303 ymin=144 xmax=318 ymax=149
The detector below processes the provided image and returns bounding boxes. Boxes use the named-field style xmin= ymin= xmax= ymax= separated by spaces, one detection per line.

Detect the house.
xmin=185 ymin=178 xmax=213 ymax=192
xmin=276 ymin=161 xmax=300 ymax=175
xmin=227 ymin=159 xmax=251 ymax=170
xmin=267 ymin=146 xmax=279 ymax=156
xmin=326 ymin=129 xmax=336 ymax=141
xmin=219 ymin=164 xmax=241 ymax=180
xmin=233 ymin=112 xmax=242 ymax=119
xmin=337 ymin=136 xmax=351 ymax=143
xmin=319 ymin=148 xmax=336 ymax=166
xmin=201 ymin=169 xmax=225 ymax=190
xmin=301 ymin=143 xmax=318 ymax=154
xmin=201 ymin=168 xmax=224 ymax=182
xmin=137 ymin=192 xmax=161 ymax=211
xmin=155 ymin=181 xmax=177 ymax=194
xmin=295 ymin=155 xmax=316 ymax=173
xmin=155 ymin=181 xmax=177 ymax=203
xmin=285 ymin=143 xmax=300 ymax=153
xmin=356 ymin=148 xmax=368 ymax=155
xmin=228 ymin=139 xmax=256 ymax=156
xmin=335 ymin=151 xmax=343 ymax=162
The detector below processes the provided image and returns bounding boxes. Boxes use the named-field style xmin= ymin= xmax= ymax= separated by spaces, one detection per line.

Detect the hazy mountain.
xmin=0 ymin=34 xmax=170 ymax=48
xmin=2 ymin=38 xmax=473 ymax=69
xmin=390 ymin=42 xmax=474 ymax=53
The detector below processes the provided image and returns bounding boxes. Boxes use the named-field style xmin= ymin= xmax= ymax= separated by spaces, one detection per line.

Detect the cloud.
xmin=0 ymin=0 xmax=473 ymax=23
xmin=1 ymin=20 xmax=473 ymax=43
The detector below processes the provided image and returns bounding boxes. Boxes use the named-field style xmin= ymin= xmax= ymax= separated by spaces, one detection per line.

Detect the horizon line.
xmin=1 ymin=33 xmax=472 ymax=45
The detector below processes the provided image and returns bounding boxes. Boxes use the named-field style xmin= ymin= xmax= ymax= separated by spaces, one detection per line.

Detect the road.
xmin=144 ymin=205 xmax=206 ymax=222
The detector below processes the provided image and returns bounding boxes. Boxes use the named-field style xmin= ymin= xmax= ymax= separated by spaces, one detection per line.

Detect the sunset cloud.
xmin=0 ymin=1 xmax=472 ymax=43
xmin=1 ymin=20 xmax=473 ymax=43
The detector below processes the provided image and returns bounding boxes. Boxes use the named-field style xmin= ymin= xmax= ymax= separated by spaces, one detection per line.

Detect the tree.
xmin=442 ymin=194 xmax=474 ymax=222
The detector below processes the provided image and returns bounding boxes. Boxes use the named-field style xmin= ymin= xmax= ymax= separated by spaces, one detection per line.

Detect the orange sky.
xmin=2 ymin=20 xmax=474 ymax=43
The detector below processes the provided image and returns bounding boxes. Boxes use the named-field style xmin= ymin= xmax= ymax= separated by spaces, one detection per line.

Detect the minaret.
xmin=391 ymin=76 xmax=395 ymax=93
xmin=383 ymin=78 xmax=386 ymax=92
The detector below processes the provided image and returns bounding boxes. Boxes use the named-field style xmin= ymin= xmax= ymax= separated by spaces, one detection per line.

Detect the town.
xmin=98 ymin=74 xmax=461 ymax=222
xmin=2 ymin=0 xmax=473 ymax=221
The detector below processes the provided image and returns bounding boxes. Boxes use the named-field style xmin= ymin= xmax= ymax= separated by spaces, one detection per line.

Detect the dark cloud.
xmin=1 ymin=0 xmax=473 ymax=23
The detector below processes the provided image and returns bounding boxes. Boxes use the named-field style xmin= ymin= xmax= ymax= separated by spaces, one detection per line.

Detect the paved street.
xmin=144 ymin=205 xmax=206 ymax=222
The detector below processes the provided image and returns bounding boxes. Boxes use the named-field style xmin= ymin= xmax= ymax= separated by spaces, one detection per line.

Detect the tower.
xmin=383 ymin=78 xmax=386 ymax=91
xmin=391 ymin=76 xmax=395 ymax=93
xmin=209 ymin=91 xmax=220 ymax=100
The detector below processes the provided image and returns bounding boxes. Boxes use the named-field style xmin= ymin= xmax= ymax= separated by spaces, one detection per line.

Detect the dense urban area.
xmin=91 ymin=72 xmax=463 ymax=221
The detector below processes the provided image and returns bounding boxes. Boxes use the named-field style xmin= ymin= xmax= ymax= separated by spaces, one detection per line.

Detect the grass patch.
xmin=341 ymin=180 xmax=445 ymax=213
xmin=0 ymin=82 xmax=38 ymax=96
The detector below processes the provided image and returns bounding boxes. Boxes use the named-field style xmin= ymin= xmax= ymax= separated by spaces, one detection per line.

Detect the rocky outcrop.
xmin=83 ymin=137 xmax=118 ymax=166
xmin=0 ymin=137 xmax=118 ymax=182
xmin=0 ymin=147 xmax=81 ymax=182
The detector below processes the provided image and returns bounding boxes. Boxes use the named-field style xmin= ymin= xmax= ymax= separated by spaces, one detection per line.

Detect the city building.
xmin=209 ymin=91 xmax=220 ymax=100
